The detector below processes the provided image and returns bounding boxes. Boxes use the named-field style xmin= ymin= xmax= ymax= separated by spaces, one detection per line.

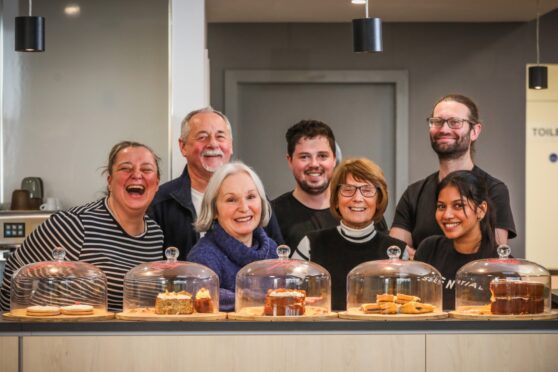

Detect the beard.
xmin=295 ymin=168 xmax=331 ymax=195
xmin=430 ymin=131 xmax=472 ymax=160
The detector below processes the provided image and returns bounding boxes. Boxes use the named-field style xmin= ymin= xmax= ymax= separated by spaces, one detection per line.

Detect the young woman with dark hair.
xmin=415 ymin=170 xmax=498 ymax=310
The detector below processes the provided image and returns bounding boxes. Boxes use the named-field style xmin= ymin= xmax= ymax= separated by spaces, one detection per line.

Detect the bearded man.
xmin=149 ymin=107 xmax=283 ymax=259
xmin=390 ymin=94 xmax=516 ymax=258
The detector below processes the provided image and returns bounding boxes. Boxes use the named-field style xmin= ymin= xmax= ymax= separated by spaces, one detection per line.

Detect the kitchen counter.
xmin=1 ymin=317 xmax=558 ymax=372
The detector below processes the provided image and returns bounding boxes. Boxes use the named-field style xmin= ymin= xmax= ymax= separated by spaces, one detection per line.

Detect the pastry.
xmin=61 ymin=304 xmax=94 ymax=315
xmin=399 ymin=301 xmax=434 ymax=314
xmin=361 ymin=292 xmax=435 ymax=315
xmin=194 ymin=288 xmax=214 ymax=313
xmin=395 ymin=293 xmax=421 ymax=304
xmin=361 ymin=303 xmax=382 ymax=314
xmin=376 ymin=294 xmax=396 ymax=303
xmin=264 ymin=288 xmax=306 ymax=316
xmin=155 ymin=290 xmax=194 ymax=315
xmin=26 ymin=305 xmax=61 ymax=316
xmin=380 ymin=302 xmax=398 ymax=314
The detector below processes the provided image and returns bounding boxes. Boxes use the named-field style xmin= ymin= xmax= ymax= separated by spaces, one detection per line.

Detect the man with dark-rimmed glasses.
xmin=390 ymin=94 xmax=516 ymax=258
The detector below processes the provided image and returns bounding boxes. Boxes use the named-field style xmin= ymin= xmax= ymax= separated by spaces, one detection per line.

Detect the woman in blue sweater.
xmin=187 ymin=161 xmax=278 ymax=311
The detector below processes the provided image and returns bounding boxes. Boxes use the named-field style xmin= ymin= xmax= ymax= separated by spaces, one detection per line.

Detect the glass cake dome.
xmin=454 ymin=245 xmax=551 ymax=315
xmin=235 ymin=246 xmax=331 ymax=316
xmin=346 ymin=246 xmax=443 ymax=314
xmin=122 ymin=247 xmax=219 ymax=315
xmin=10 ymin=247 xmax=108 ymax=316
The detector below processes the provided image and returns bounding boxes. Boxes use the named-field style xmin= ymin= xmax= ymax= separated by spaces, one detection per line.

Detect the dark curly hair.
xmin=285 ymin=120 xmax=335 ymax=157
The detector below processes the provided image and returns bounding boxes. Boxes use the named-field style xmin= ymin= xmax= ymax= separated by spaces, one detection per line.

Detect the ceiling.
xmin=206 ymin=0 xmax=558 ymax=23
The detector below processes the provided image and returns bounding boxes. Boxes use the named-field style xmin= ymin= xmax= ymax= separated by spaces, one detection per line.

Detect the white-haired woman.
xmin=187 ymin=161 xmax=278 ymax=311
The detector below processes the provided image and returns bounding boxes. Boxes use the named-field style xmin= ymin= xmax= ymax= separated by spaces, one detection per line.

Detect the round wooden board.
xmin=449 ymin=310 xmax=558 ymax=321
xmin=227 ymin=306 xmax=338 ymax=321
xmin=339 ymin=309 xmax=447 ymax=321
xmin=116 ymin=310 xmax=226 ymax=321
xmin=3 ymin=309 xmax=114 ymax=322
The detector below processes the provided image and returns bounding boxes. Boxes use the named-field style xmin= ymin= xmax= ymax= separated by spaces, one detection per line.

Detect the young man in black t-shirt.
xmin=271 ymin=120 xmax=338 ymax=259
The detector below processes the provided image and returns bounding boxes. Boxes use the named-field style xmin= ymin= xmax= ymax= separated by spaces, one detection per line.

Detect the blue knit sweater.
xmin=187 ymin=223 xmax=278 ymax=311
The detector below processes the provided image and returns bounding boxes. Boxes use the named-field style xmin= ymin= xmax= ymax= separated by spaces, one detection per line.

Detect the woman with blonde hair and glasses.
xmin=299 ymin=158 xmax=406 ymax=310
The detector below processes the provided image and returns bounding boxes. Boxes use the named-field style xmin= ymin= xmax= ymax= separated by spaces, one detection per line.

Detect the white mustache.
xmin=202 ymin=149 xmax=224 ymax=157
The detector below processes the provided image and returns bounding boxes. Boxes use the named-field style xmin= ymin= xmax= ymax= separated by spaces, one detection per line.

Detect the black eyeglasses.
xmin=427 ymin=117 xmax=472 ymax=129
xmin=338 ymin=184 xmax=377 ymax=198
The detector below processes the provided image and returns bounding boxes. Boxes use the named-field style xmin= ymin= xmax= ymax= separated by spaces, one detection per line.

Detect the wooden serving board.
xmin=227 ymin=306 xmax=338 ymax=321
xmin=116 ymin=310 xmax=226 ymax=321
xmin=3 ymin=309 xmax=114 ymax=322
xmin=339 ymin=309 xmax=447 ymax=321
xmin=449 ymin=310 xmax=558 ymax=321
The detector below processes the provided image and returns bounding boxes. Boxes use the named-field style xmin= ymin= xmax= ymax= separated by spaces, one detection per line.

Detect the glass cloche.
xmin=234 ymin=246 xmax=331 ymax=317
xmin=10 ymin=247 xmax=108 ymax=316
xmin=346 ymin=246 xmax=443 ymax=315
xmin=454 ymin=245 xmax=551 ymax=316
xmin=121 ymin=247 xmax=220 ymax=315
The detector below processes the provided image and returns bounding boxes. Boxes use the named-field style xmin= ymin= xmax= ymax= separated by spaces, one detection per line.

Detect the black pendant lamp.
xmin=528 ymin=0 xmax=547 ymax=89
xmin=352 ymin=0 xmax=383 ymax=53
xmin=15 ymin=0 xmax=45 ymax=52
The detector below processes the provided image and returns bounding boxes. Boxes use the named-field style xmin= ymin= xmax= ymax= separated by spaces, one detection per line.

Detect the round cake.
xmin=26 ymin=305 xmax=61 ymax=316
xmin=60 ymin=304 xmax=94 ymax=315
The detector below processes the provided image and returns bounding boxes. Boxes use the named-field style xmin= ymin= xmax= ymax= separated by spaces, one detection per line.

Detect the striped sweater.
xmin=0 ymin=198 xmax=164 ymax=311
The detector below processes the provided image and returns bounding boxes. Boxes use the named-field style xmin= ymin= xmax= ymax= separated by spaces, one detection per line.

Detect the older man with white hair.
xmin=149 ymin=107 xmax=283 ymax=260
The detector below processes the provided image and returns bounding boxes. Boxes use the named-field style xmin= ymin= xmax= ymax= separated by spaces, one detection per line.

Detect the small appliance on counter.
xmin=0 ymin=210 xmax=52 ymax=283
xmin=20 ymin=177 xmax=44 ymax=210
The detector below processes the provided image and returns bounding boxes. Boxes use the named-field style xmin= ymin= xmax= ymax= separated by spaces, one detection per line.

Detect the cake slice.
xmin=155 ymin=290 xmax=194 ymax=315
xmin=264 ymin=288 xmax=306 ymax=316
xmin=194 ymin=288 xmax=214 ymax=313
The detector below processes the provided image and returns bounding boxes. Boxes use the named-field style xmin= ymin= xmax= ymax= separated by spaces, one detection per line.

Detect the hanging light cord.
xmin=540 ymin=0 xmax=541 ymax=66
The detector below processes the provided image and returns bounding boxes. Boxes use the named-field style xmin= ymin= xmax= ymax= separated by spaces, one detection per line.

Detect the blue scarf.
xmin=204 ymin=222 xmax=278 ymax=266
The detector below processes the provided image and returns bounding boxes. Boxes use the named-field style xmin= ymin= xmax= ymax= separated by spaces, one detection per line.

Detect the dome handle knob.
xmin=165 ymin=247 xmax=179 ymax=262
xmin=52 ymin=247 xmax=66 ymax=261
xmin=497 ymin=244 xmax=512 ymax=259
xmin=276 ymin=245 xmax=291 ymax=259
xmin=387 ymin=245 xmax=401 ymax=260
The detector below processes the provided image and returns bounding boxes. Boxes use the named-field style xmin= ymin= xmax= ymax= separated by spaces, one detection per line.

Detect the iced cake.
xmin=264 ymin=288 xmax=306 ymax=316
xmin=155 ymin=290 xmax=194 ymax=315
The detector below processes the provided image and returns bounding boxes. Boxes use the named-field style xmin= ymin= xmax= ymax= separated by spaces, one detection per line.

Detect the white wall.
xmin=1 ymin=0 xmax=168 ymax=208
xmin=526 ymin=64 xmax=558 ymax=269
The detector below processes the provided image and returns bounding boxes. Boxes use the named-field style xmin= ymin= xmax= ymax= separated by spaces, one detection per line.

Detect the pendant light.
xmin=352 ymin=0 xmax=383 ymax=53
xmin=528 ymin=0 xmax=547 ymax=89
xmin=15 ymin=0 xmax=45 ymax=52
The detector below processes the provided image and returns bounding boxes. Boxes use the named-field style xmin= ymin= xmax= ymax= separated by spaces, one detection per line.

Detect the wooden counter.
xmin=1 ymin=319 xmax=558 ymax=372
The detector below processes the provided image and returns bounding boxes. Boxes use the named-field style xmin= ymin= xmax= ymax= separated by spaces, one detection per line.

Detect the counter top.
xmin=1 ymin=318 xmax=558 ymax=335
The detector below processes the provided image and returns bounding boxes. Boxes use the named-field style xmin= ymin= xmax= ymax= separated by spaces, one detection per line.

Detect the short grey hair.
xmin=195 ymin=161 xmax=272 ymax=232
xmin=180 ymin=107 xmax=233 ymax=141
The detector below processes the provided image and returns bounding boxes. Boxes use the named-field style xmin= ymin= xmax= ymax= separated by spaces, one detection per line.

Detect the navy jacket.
xmin=148 ymin=166 xmax=284 ymax=260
